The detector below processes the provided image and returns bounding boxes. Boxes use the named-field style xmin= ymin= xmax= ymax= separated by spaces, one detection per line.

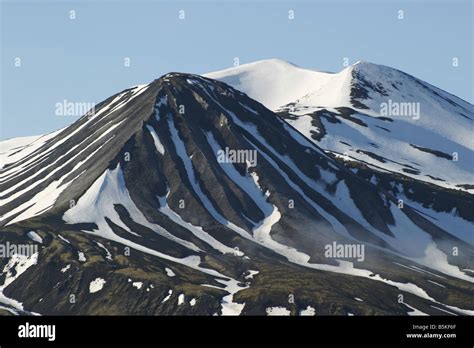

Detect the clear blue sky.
xmin=1 ymin=0 xmax=472 ymax=140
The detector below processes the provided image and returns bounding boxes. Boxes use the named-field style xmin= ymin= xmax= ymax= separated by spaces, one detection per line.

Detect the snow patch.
xmin=244 ymin=270 xmax=259 ymax=279
xmin=146 ymin=124 xmax=165 ymax=155
xmin=89 ymin=278 xmax=106 ymax=293
xmin=162 ymin=290 xmax=173 ymax=303
xmin=165 ymin=267 xmax=176 ymax=277
xmin=300 ymin=306 xmax=315 ymax=316
xmin=78 ymin=251 xmax=86 ymax=262
xmin=266 ymin=306 xmax=291 ymax=316
xmin=27 ymin=231 xmax=43 ymax=244
xmin=132 ymin=282 xmax=143 ymax=290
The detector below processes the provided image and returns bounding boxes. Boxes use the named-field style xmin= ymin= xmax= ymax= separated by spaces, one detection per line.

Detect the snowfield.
xmin=207 ymin=59 xmax=474 ymax=193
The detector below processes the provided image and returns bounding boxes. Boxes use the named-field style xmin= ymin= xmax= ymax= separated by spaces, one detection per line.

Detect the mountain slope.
xmin=206 ymin=59 xmax=474 ymax=246
xmin=0 ymin=72 xmax=473 ymax=316
xmin=205 ymin=59 xmax=474 ymax=193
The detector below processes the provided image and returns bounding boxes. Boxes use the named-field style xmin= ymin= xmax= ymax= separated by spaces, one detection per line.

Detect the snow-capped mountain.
xmin=206 ymin=59 xmax=474 ymax=193
xmin=206 ymin=59 xmax=474 ymax=245
xmin=0 ymin=68 xmax=473 ymax=316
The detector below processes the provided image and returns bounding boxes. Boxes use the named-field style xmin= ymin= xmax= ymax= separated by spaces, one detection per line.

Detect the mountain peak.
xmin=350 ymin=60 xmax=391 ymax=72
xmin=349 ymin=60 xmax=408 ymax=80
xmin=352 ymin=59 xmax=370 ymax=66
xmin=204 ymin=59 xmax=334 ymax=110
xmin=1 ymin=58 xmax=473 ymax=317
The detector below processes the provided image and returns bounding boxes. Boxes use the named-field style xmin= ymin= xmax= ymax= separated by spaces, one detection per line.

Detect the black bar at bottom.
xmin=0 ymin=316 xmax=472 ymax=346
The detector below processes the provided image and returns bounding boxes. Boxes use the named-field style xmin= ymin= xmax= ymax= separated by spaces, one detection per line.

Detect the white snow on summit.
xmin=206 ymin=59 xmax=474 ymax=193
xmin=205 ymin=59 xmax=350 ymax=110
